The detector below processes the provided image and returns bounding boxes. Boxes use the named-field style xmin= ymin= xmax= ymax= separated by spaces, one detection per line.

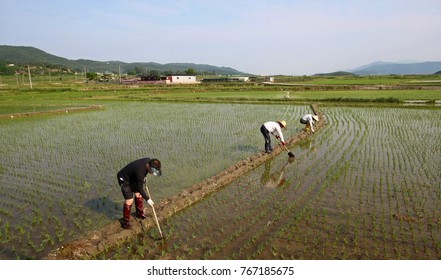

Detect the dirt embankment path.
xmin=0 ymin=105 xmax=105 ymax=119
xmin=44 ymin=104 xmax=324 ymax=260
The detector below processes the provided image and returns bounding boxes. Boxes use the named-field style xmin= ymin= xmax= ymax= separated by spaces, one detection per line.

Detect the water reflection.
xmin=299 ymin=140 xmax=318 ymax=155
xmin=260 ymin=157 xmax=295 ymax=188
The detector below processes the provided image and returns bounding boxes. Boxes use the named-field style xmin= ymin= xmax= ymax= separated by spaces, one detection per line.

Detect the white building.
xmin=164 ymin=75 xmax=197 ymax=84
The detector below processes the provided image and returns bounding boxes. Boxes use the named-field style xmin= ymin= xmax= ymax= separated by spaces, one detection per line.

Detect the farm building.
xmin=249 ymin=76 xmax=274 ymax=83
xmin=201 ymin=76 xmax=250 ymax=83
xmin=163 ymin=75 xmax=197 ymax=84
xmin=121 ymin=74 xmax=197 ymax=85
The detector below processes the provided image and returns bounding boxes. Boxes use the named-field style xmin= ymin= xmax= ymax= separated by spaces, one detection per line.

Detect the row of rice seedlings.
xmin=167 ymin=171 xmax=290 ymax=258
xmin=353 ymin=109 xmax=391 ymax=256
xmin=314 ymin=110 xmax=384 ymax=258
xmin=282 ymin=109 xmax=364 ymax=258
xmin=94 ymin=180 xmax=237 ymax=259
xmin=95 ymin=120 xmax=318 ymax=260
xmin=386 ymin=108 xmax=438 ymax=258
xmin=200 ymin=106 xmax=364 ymax=258
xmin=326 ymin=107 xmax=439 ymax=259
xmin=241 ymin=106 xmax=440 ymax=260
xmin=209 ymin=144 xmax=328 ymax=259
xmin=328 ymin=107 xmax=422 ymax=258
xmin=211 ymin=110 xmax=362 ymax=258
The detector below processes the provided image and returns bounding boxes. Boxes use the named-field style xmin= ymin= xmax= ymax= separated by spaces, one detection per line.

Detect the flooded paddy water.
xmin=95 ymin=106 xmax=440 ymax=260
xmin=1 ymin=102 xmax=440 ymax=259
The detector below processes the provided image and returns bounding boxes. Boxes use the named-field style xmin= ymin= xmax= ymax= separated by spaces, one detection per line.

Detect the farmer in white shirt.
xmin=260 ymin=120 xmax=287 ymax=154
xmin=300 ymin=114 xmax=319 ymax=132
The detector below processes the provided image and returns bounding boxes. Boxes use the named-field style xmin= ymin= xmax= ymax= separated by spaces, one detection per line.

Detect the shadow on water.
xmin=84 ymin=196 xmax=120 ymax=220
xmin=298 ymin=139 xmax=319 ymax=156
xmin=260 ymin=157 xmax=295 ymax=189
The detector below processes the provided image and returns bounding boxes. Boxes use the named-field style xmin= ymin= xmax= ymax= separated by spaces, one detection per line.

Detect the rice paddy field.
xmin=1 ymin=99 xmax=440 ymax=259
xmin=0 ymin=101 xmax=300 ymax=259
xmin=94 ymin=105 xmax=441 ymax=260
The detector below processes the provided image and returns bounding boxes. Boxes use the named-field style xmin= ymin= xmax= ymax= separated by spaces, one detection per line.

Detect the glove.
xmin=147 ymin=199 xmax=154 ymax=206
xmin=281 ymin=141 xmax=286 ymax=146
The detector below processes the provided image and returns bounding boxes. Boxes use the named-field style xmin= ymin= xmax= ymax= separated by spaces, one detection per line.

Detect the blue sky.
xmin=1 ymin=0 xmax=440 ymax=75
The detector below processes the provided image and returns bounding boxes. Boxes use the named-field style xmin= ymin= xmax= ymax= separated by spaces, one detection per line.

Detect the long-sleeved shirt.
xmin=301 ymin=114 xmax=315 ymax=132
xmin=263 ymin=121 xmax=285 ymax=142
xmin=117 ymin=157 xmax=151 ymax=200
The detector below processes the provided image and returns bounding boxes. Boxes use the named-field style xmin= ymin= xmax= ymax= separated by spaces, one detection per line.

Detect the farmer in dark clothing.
xmin=117 ymin=158 xmax=162 ymax=229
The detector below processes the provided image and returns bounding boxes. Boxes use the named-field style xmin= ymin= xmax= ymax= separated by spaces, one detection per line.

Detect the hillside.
xmin=0 ymin=45 xmax=248 ymax=75
xmin=350 ymin=61 xmax=441 ymax=75
xmin=313 ymin=71 xmax=356 ymax=77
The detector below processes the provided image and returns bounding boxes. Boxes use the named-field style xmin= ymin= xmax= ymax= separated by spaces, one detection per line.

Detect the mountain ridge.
xmin=0 ymin=45 xmax=248 ymax=75
xmin=348 ymin=60 xmax=441 ymax=75
xmin=2 ymin=45 xmax=441 ymax=76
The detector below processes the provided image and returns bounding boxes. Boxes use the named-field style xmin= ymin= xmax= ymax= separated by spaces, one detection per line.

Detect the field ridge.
xmin=0 ymin=105 xmax=105 ymax=119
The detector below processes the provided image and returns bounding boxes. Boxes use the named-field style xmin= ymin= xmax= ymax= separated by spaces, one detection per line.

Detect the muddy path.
xmin=0 ymin=105 xmax=105 ymax=119
xmin=44 ymin=104 xmax=324 ymax=260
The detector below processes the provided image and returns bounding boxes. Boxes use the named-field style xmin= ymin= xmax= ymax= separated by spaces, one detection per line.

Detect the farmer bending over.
xmin=300 ymin=114 xmax=319 ymax=133
xmin=260 ymin=120 xmax=287 ymax=154
xmin=117 ymin=158 xmax=162 ymax=229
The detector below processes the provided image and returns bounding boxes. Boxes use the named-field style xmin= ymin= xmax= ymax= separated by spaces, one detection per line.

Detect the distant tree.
xmin=0 ymin=63 xmax=17 ymax=75
xmin=134 ymin=65 xmax=144 ymax=74
xmin=148 ymin=70 xmax=160 ymax=80
xmin=185 ymin=68 xmax=196 ymax=75
xmin=127 ymin=65 xmax=145 ymax=75
xmin=86 ymin=72 xmax=98 ymax=80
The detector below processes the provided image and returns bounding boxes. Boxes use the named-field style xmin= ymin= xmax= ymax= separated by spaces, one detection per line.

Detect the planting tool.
xmin=283 ymin=145 xmax=295 ymax=158
xmin=279 ymin=139 xmax=295 ymax=157
xmin=144 ymin=184 xmax=164 ymax=240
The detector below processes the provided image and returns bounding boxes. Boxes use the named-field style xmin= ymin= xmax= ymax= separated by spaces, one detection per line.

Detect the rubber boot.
xmin=122 ymin=203 xmax=132 ymax=229
xmin=135 ymin=197 xmax=147 ymax=219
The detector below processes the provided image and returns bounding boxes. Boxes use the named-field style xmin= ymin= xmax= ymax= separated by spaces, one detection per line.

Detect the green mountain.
xmin=350 ymin=61 xmax=441 ymax=75
xmin=313 ymin=71 xmax=356 ymax=77
xmin=0 ymin=45 xmax=248 ymax=75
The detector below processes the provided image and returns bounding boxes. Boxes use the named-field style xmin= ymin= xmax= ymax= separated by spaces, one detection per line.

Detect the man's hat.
xmin=278 ymin=120 xmax=287 ymax=128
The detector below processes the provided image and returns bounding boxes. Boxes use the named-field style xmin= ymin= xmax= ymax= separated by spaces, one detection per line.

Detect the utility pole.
xmin=28 ymin=65 xmax=33 ymax=89
xmin=119 ymin=65 xmax=121 ymax=84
